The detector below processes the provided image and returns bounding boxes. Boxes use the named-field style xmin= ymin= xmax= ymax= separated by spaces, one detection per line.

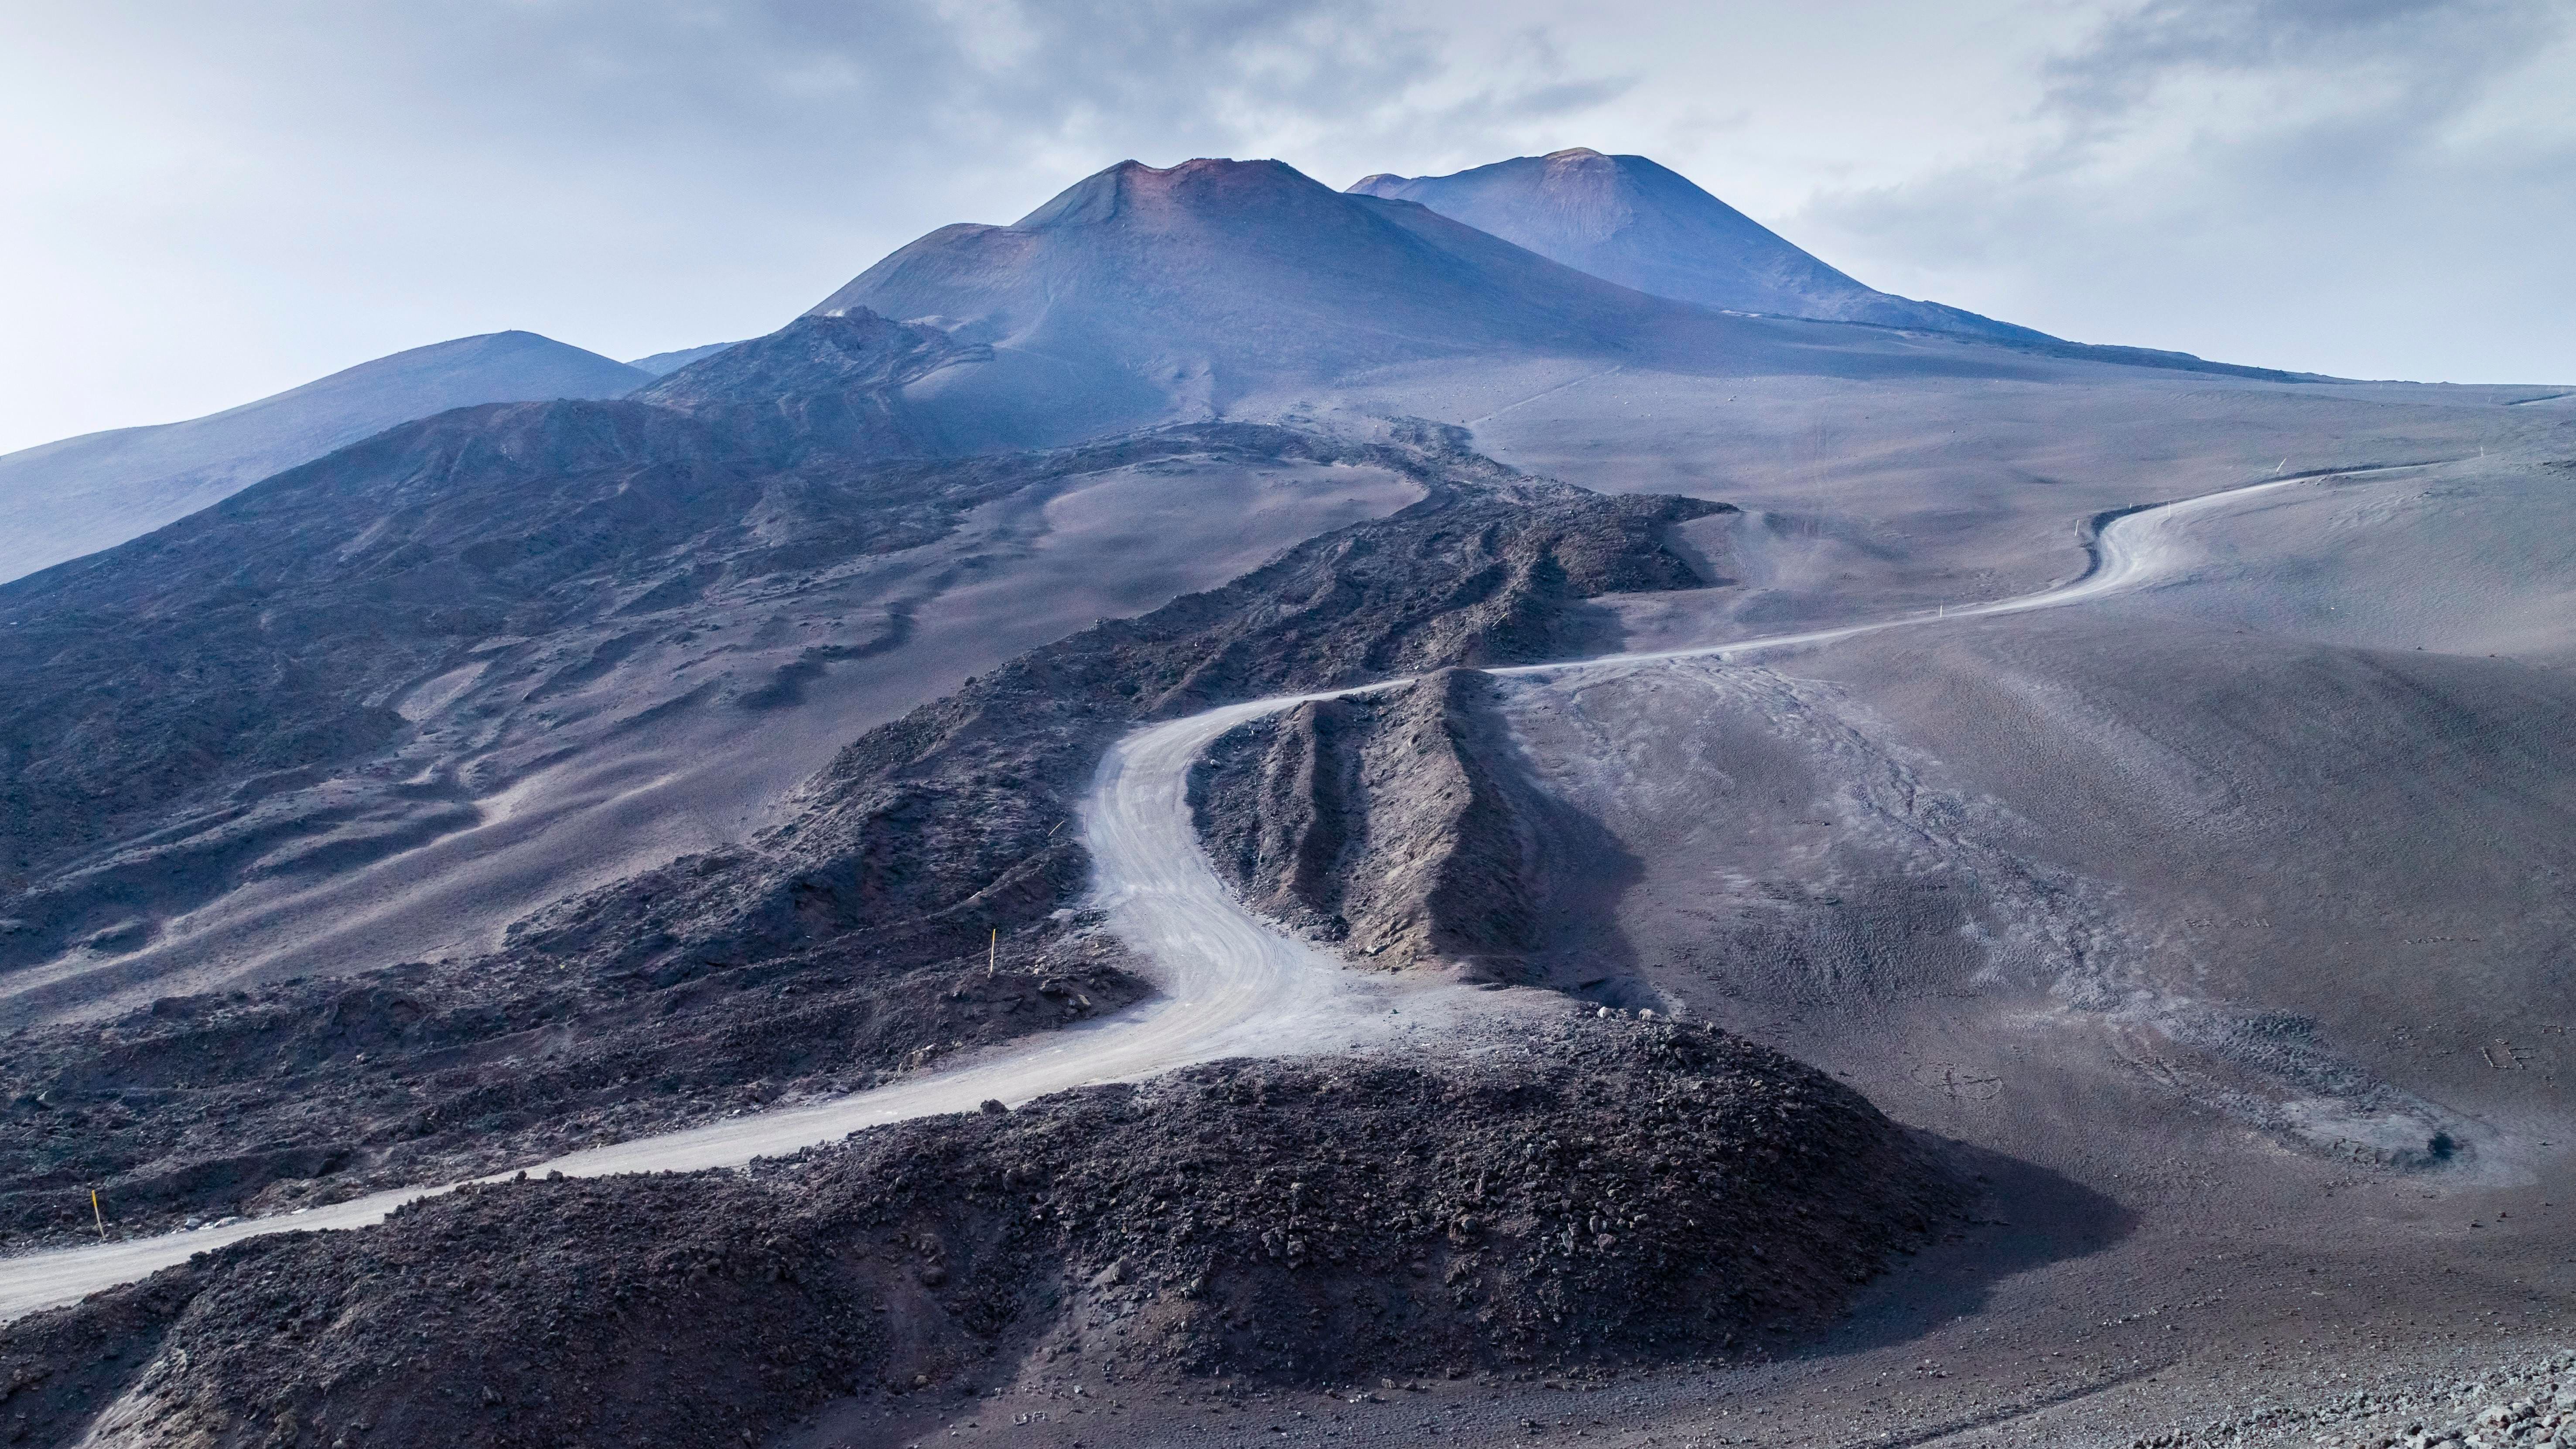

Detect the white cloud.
xmin=0 ymin=0 xmax=2566 ymax=455
xmin=1795 ymin=0 xmax=2576 ymax=379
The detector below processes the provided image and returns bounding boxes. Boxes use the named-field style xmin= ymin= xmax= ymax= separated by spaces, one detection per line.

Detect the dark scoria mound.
xmin=631 ymin=306 xmax=984 ymax=454
xmin=1192 ymin=667 xmax=1568 ymax=981
xmin=0 ymin=1017 xmax=1960 ymax=1449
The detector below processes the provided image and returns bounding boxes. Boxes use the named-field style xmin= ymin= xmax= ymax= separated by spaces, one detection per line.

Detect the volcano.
xmin=7 ymin=137 xmax=2575 ymax=1449
xmin=1349 ymin=147 xmax=2046 ymax=341
xmin=805 ymin=157 xmax=1708 ymax=444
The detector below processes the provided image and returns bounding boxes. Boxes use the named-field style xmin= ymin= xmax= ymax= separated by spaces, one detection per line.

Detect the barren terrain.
xmin=1 ymin=152 xmax=2570 ymax=1449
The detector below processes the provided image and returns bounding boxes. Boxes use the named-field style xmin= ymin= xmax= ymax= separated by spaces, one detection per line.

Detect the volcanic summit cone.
xmin=807 ymin=157 xmax=1698 ymax=444
xmin=1349 ymin=147 xmax=2046 ymax=340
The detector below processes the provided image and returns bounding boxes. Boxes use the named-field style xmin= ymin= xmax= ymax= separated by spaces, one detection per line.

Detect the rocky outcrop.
xmin=630 ymin=308 xmax=984 ymax=457
xmin=1192 ymin=668 xmax=1547 ymax=977
xmin=0 ymin=939 xmax=1142 ymax=1242
xmin=0 ymin=1015 xmax=1961 ymax=1449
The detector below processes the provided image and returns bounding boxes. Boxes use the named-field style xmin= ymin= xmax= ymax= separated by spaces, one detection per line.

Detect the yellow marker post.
xmin=91 ymin=1188 xmax=106 ymax=1240
xmin=988 ymin=927 xmax=998 ymax=977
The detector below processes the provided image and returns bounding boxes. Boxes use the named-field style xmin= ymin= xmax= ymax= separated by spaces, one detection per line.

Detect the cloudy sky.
xmin=3 ymin=0 xmax=2569 ymax=454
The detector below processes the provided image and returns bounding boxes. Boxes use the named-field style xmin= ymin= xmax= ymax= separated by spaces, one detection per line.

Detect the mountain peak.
xmin=1009 ymin=157 xmax=1350 ymax=234
xmin=1346 ymin=151 xmax=2043 ymax=341
xmin=0 ymin=333 xmax=646 ymax=585
xmin=801 ymin=156 xmax=1693 ymax=447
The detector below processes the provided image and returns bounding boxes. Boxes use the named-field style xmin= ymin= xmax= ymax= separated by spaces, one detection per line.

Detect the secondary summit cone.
xmin=1349 ymin=147 xmax=2044 ymax=340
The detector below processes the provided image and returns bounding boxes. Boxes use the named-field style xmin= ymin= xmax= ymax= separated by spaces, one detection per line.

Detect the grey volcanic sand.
xmin=1406 ymin=360 xmax=2556 ymax=625
xmin=1478 ymin=386 xmax=2573 ymax=1445
xmin=1436 ymin=447 xmax=2574 ymax=1441
xmin=833 ymin=423 xmax=2576 ymax=1449
xmin=876 ymin=364 xmax=2572 ymax=1444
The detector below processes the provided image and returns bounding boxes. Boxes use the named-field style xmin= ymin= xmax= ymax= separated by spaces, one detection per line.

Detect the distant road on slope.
xmin=0 ymin=466 xmax=2370 ymax=1323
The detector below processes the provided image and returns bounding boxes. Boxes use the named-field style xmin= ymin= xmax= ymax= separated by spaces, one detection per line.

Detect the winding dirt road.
xmin=0 ymin=469 xmax=2345 ymax=1323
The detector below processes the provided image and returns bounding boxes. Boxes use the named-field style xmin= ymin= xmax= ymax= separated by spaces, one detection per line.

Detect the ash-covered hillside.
xmin=0 ymin=331 xmax=651 ymax=585
xmin=0 ymin=312 xmax=977 ymax=986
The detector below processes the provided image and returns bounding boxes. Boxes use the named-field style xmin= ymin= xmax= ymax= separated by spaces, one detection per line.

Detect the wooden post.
xmin=91 ymin=1189 xmax=106 ymax=1240
xmin=989 ymin=927 xmax=998 ymax=978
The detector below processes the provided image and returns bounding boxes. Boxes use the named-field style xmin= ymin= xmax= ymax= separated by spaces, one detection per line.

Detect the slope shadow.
xmin=1473 ymin=662 xmax=1660 ymax=1008
xmin=1523 ymin=779 xmax=1659 ymax=1008
xmin=1821 ymin=1134 xmax=2137 ymax=1357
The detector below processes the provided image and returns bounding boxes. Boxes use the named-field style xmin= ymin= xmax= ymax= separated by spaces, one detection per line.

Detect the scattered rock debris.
xmin=0 ymin=1015 xmax=1956 ymax=1448
xmin=0 ymin=941 xmax=1142 ymax=1244
xmin=2127 ymin=1348 xmax=2576 ymax=1448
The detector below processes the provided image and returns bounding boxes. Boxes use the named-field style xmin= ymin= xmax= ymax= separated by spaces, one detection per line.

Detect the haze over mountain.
xmin=1349 ymin=148 xmax=2051 ymax=341
xmin=0 ymin=332 xmax=649 ymax=584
